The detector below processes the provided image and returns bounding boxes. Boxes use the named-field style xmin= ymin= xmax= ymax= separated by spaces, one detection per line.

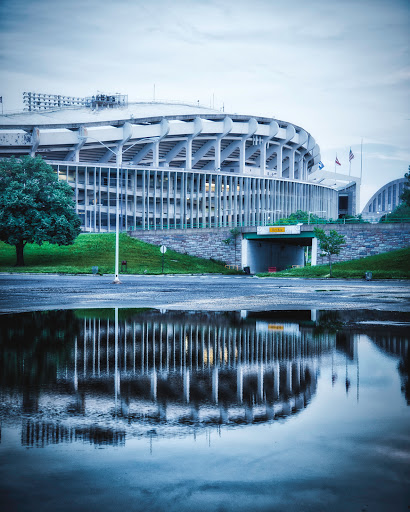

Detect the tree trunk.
xmin=15 ymin=241 xmax=25 ymax=266
xmin=328 ymin=255 xmax=332 ymax=277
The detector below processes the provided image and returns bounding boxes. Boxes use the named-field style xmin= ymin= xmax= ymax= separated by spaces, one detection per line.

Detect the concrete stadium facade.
xmin=361 ymin=177 xmax=407 ymax=222
xmin=0 ymin=101 xmax=341 ymax=231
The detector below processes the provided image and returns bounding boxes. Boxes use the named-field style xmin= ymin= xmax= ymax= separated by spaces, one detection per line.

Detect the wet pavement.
xmin=0 ymin=273 xmax=410 ymax=313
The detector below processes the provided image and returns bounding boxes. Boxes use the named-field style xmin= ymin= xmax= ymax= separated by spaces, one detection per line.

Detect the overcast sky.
xmin=0 ymin=0 xmax=409 ymax=208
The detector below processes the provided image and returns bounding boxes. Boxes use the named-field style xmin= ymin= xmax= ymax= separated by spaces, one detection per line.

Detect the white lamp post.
xmin=79 ymin=135 xmax=160 ymax=283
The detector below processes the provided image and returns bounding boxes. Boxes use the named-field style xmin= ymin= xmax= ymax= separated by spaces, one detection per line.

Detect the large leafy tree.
xmin=0 ymin=156 xmax=81 ymax=266
xmin=314 ymin=227 xmax=346 ymax=277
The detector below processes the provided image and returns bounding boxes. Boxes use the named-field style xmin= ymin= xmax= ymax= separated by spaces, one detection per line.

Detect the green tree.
xmin=314 ymin=227 xmax=346 ymax=277
xmin=0 ymin=156 xmax=81 ymax=266
xmin=380 ymin=203 xmax=410 ymax=223
xmin=275 ymin=210 xmax=327 ymax=225
xmin=400 ymin=166 xmax=410 ymax=207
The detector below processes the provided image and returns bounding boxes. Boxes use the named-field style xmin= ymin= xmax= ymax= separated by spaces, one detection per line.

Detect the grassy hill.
xmin=0 ymin=233 xmax=237 ymax=275
xmin=0 ymin=234 xmax=408 ymax=278
xmin=257 ymin=247 xmax=410 ymax=279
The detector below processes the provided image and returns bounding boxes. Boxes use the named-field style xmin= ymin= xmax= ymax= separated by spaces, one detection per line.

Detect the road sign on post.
xmin=160 ymin=245 xmax=167 ymax=273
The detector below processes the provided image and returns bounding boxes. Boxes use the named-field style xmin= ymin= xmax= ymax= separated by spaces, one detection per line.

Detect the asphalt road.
xmin=1 ymin=273 xmax=409 ymax=313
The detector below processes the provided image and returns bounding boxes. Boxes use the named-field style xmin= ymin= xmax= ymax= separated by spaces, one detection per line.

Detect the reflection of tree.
xmin=368 ymin=333 xmax=409 ymax=406
xmin=0 ymin=310 xmax=78 ymax=389
xmin=313 ymin=311 xmax=343 ymax=336
xmin=398 ymin=352 xmax=410 ymax=405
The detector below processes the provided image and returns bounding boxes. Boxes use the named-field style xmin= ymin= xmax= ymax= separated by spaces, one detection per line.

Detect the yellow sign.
xmin=268 ymin=324 xmax=284 ymax=331
xmin=269 ymin=227 xmax=286 ymax=233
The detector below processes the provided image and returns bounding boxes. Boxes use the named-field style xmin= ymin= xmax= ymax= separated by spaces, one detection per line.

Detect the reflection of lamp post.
xmin=308 ymin=210 xmax=326 ymax=225
xmin=80 ymin=135 xmax=159 ymax=283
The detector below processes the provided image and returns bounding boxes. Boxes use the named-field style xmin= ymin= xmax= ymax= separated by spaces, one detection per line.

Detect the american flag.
xmin=349 ymin=148 xmax=354 ymax=161
xmin=335 ymin=155 xmax=341 ymax=166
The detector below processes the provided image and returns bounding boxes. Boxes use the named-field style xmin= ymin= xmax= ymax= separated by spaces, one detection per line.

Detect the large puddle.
xmin=1 ymin=308 xmax=409 ymax=511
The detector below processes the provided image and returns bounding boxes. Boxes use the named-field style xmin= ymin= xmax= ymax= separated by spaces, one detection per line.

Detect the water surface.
xmin=1 ymin=309 xmax=409 ymax=511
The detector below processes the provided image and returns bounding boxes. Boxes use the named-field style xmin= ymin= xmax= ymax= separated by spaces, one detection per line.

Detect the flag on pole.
xmin=335 ymin=155 xmax=341 ymax=166
xmin=349 ymin=148 xmax=354 ymax=161
xmin=0 ymin=97 xmax=2 ymax=103
xmin=318 ymin=161 xmax=324 ymax=170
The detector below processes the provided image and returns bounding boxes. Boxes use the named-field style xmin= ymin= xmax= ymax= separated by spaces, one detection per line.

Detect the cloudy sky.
xmin=0 ymin=0 xmax=409 ymax=208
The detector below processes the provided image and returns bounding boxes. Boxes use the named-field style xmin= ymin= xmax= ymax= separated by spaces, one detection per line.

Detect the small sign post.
xmin=160 ymin=245 xmax=167 ymax=273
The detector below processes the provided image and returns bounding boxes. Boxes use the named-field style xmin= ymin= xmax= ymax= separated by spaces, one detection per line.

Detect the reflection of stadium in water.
xmin=2 ymin=309 xmax=407 ymax=448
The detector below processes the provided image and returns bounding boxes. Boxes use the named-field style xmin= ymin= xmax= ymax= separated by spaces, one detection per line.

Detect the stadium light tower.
xmin=79 ymin=135 xmax=160 ymax=284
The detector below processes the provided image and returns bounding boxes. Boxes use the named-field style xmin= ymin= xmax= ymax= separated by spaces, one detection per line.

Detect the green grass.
xmin=0 ymin=233 xmax=238 ymax=275
xmin=256 ymin=247 xmax=410 ymax=279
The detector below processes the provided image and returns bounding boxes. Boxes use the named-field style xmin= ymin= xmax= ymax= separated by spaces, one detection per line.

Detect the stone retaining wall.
xmin=129 ymin=228 xmax=241 ymax=267
xmin=130 ymin=223 xmax=410 ymax=269
xmin=312 ymin=223 xmax=410 ymax=264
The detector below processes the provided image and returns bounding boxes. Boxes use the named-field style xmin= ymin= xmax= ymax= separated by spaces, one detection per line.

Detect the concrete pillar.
xmin=311 ymin=237 xmax=318 ymax=266
xmin=239 ymin=139 xmax=246 ymax=173
xmin=277 ymin=145 xmax=283 ymax=177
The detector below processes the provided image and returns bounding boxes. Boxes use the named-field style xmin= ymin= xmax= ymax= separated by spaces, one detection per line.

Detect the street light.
xmin=79 ymin=135 xmax=160 ymax=283
xmin=308 ymin=210 xmax=326 ymax=225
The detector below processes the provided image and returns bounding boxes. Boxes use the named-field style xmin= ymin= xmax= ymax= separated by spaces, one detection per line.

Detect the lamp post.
xmin=79 ymin=135 xmax=160 ymax=283
xmin=308 ymin=210 xmax=326 ymax=225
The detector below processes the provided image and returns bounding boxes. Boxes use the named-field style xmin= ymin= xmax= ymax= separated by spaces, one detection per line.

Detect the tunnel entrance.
xmin=242 ymin=233 xmax=315 ymax=274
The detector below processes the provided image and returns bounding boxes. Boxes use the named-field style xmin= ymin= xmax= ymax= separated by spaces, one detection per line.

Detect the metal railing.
xmin=125 ymin=217 xmax=410 ymax=231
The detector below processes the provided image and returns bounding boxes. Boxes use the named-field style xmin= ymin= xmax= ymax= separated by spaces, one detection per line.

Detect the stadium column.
xmin=214 ymin=116 xmax=233 ymax=171
xmin=288 ymin=147 xmax=296 ymax=179
xmin=160 ymin=170 xmax=164 ymax=229
xmin=259 ymin=142 xmax=266 ymax=175
xmin=239 ymin=118 xmax=258 ymax=174
xmin=229 ymin=175 xmax=233 ymax=227
xmin=153 ymin=170 xmax=157 ymax=229
xmin=186 ymin=117 xmax=203 ymax=169
xmin=223 ymin=174 xmax=228 ymax=226
xmin=196 ymin=173 xmax=201 ymax=227
xmin=133 ymin=169 xmax=137 ymax=230
xmin=167 ymin=170 xmax=171 ymax=229
xmin=303 ymin=136 xmax=316 ymax=181
xmin=295 ymin=129 xmax=308 ymax=180
xmin=278 ymin=125 xmax=296 ymax=178
xmin=30 ymin=127 xmax=40 ymax=157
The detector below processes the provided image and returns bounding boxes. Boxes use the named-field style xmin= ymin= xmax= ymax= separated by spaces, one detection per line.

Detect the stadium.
xmin=361 ymin=177 xmax=407 ymax=222
xmin=0 ymin=92 xmax=358 ymax=233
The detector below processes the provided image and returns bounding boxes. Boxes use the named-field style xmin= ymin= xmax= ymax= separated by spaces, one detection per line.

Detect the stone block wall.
xmin=313 ymin=223 xmax=410 ymax=264
xmin=129 ymin=228 xmax=242 ymax=267
xmin=129 ymin=223 xmax=410 ymax=270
